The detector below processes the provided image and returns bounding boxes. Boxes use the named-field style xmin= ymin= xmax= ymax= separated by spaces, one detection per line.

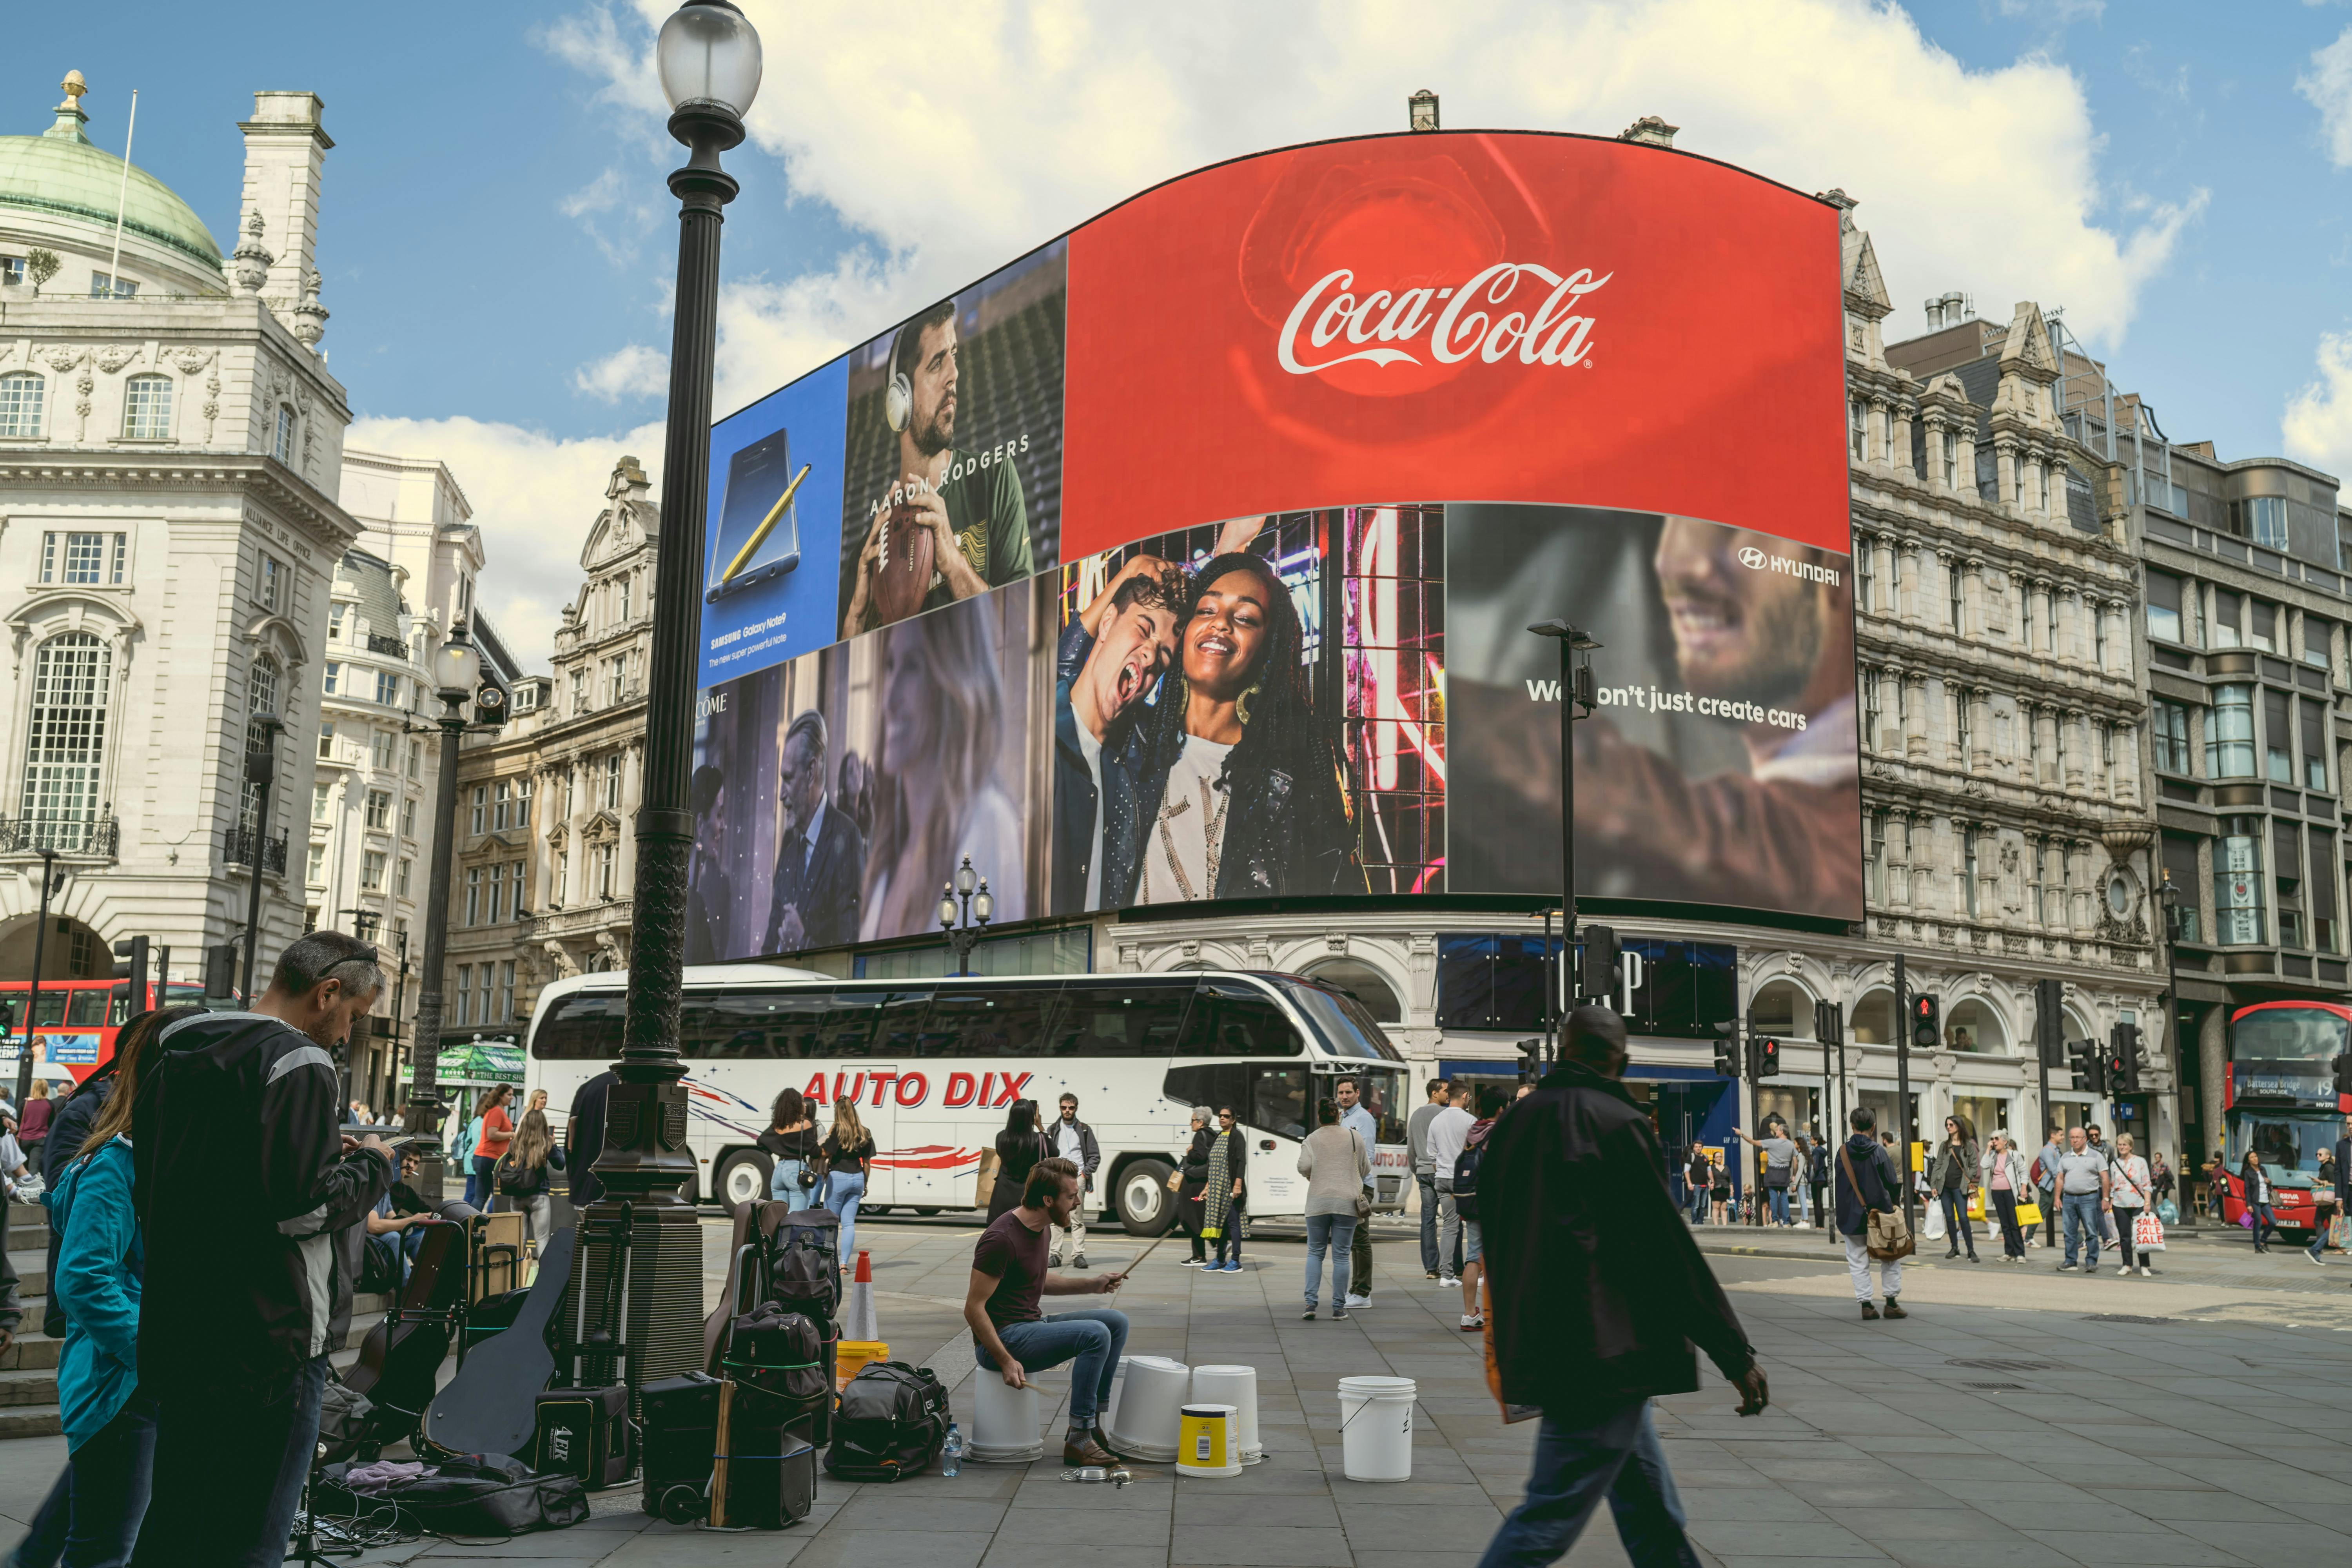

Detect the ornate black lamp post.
xmin=585 ymin=0 xmax=762 ymax=1394
xmin=401 ymin=624 xmax=480 ymax=1203
xmin=939 ymin=857 xmax=994 ymax=977
xmin=1526 ymin=619 xmax=1597 ymax=1053
xmin=15 ymin=849 xmax=63 ymax=1105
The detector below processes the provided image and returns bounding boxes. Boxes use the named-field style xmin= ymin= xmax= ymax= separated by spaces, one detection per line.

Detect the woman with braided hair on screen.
xmin=1125 ymin=545 xmax=1363 ymax=906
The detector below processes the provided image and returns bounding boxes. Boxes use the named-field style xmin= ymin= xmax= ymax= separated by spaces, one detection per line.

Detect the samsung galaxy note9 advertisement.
xmin=689 ymin=129 xmax=1858 ymax=958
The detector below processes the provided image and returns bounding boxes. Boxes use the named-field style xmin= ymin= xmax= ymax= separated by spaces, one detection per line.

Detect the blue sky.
xmin=11 ymin=2 xmax=2352 ymax=662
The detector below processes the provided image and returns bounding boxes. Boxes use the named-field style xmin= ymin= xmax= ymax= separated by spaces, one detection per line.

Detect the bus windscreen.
xmin=2234 ymin=1007 xmax=2348 ymax=1062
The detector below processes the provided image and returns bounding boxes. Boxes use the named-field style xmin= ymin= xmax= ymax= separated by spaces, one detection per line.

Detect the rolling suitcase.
xmin=639 ymin=1372 xmax=722 ymax=1523
xmin=709 ymin=1380 xmax=817 ymax=1530
xmin=724 ymin=1303 xmax=833 ymax=1447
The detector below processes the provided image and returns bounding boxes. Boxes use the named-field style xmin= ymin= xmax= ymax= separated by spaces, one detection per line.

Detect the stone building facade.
xmin=444 ymin=456 xmax=656 ymax=1033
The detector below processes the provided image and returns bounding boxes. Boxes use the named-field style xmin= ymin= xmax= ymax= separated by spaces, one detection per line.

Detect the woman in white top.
xmin=2108 ymin=1132 xmax=2156 ymax=1277
xmin=1979 ymin=1134 xmax=2034 ymax=1262
xmin=1294 ymin=1098 xmax=1371 ymax=1321
xmin=857 ymin=597 xmax=1027 ymax=942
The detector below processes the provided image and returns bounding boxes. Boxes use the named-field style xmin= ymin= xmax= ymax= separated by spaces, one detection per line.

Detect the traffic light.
xmin=1814 ymin=997 xmax=1844 ymax=1050
xmin=110 ymin=936 xmax=150 ymax=1014
xmin=2109 ymin=1023 xmax=2141 ymax=1096
xmin=1577 ymin=925 xmax=1620 ymax=1003
xmin=202 ymin=942 xmax=239 ymax=1007
xmin=1712 ymin=1019 xmax=1740 ymax=1079
xmin=2069 ymin=1038 xmax=2108 ymax=1098
xmin=1749 ymin=1036 xmax=1781 ymax=1079
xmin=2034 ymin=978 xmax=2065 ymax=1068
xmin=1910 ymin=993 xmax=1941 ymax=1051
xmin=1516 ymin=1037 xmax=1544 ymax=1084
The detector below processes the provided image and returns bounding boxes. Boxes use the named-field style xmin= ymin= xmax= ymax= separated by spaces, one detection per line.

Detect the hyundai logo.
xmin=1736 ymin=546 xmax=1767 ymax=570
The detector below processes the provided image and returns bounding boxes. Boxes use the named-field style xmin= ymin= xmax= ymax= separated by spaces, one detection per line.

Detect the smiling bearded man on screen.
xmin=1574 ymin=518 xmax=1861 ymax=917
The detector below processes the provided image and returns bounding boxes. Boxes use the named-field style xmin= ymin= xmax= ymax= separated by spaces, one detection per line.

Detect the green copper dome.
xmin=0 ymin=90 xmax=222 ymax=272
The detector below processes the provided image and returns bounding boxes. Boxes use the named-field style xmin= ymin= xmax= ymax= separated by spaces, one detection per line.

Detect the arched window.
xmin=1748 ymin=978 xmax=1816 ymax=1039
xmin=1850 ymin=988 xmax=1895 ymax=1046
xmin=122 ymin=374 xmax=172 ymax=440
xmin=0 ymin=372 xmax=42 ymax=439
xmin=244 ymin=654 xmax=281 ymax=833
xmin=21 ymin=632 xmax=111 ymax=851
xmin=274 ymin=405 xmax=296 ymax=463
xmin=1302 ymin=958 xmax=1402 ymax=1024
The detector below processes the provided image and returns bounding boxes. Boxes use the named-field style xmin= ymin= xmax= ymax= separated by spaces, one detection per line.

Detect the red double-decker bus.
xmin=0 ymin=978 xmax=211 ymax=1085
xmin=2210 ymin=999 xmax=2348 ymax=1237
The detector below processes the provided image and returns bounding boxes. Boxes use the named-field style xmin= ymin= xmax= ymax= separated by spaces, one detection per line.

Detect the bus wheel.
xmin=1114 ymin=1159 xmax=1178 ymax=1236
xmin=714 ymin=1150 xmax=773 ymax=1209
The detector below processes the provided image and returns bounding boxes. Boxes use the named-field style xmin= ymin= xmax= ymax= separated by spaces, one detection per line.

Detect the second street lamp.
xmin=940 ymin=856 xmax=994 ymax=977
xmin=401 ymin=622 xmax=480 ymax=1203
xmin=587 ymin=0 xmax=764 ymax=1396
xmin=1526 ymin=619 xmax=1598 ymax=1051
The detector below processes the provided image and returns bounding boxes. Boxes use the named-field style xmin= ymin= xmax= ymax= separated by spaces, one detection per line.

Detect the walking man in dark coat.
xmin=1477 ymin=1005 xmax=1767 ymax=1568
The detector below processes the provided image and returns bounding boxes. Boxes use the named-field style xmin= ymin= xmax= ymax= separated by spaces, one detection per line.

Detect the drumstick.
xmin=1109 ymin=1235 xmax=1167 ymax=1287
xmin=720 ymin=461 xmax=812 ymax=584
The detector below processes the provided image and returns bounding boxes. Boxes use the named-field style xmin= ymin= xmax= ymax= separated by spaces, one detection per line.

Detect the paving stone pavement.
xmin=5 ymin=1217 xmax=2352 ymax=1566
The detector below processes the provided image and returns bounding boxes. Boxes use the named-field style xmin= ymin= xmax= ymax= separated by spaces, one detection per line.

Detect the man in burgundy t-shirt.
xmin=964 ymin=1154 xmax=1130 ymax=1466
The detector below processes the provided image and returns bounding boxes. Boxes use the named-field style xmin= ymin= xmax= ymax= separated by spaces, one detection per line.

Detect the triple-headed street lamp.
xmin=586 ymin=0 xmax=763 ymax=1391
xmin=940 ymin=857 xmax=995 ymax=978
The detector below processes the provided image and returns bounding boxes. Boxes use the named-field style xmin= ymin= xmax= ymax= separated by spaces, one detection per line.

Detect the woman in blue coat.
xmin=40 ymin=1007 xmax=191 ymax=1567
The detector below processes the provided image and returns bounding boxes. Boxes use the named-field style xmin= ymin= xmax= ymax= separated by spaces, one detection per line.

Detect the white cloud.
xmin=573 ymin=343 xmax=670 ymax=403
xmin=2284 ymin=330 xmax=2352 ymax=477
xmin=345 ymin=414 xmax=664 ymax=672
xmin=402 ymin=0 xmax=2209 ymax=672
xmin=2301 ymin=26 xmax=2352 ymax=166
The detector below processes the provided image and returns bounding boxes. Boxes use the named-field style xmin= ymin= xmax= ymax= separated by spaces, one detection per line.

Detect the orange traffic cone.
xmin=837 ymin=1249 xmax=887 ymax=1388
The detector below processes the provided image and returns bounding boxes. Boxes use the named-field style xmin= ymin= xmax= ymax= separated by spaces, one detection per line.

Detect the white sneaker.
xmin=1437 ymin=1274 xmax=1460 ymax=1288
xmin=2139 ymin=1265 xmax=2153 ymax=1276
xmin=1343 ymin=1294 xmax=1372 ymax=1309
xmin=2116 ymin=1264 xmax=2131 ymax=1276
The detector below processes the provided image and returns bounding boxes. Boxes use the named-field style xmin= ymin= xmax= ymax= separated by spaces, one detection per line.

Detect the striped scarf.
xmin=1202 ymin=1129 xmax=1238 ymax=1239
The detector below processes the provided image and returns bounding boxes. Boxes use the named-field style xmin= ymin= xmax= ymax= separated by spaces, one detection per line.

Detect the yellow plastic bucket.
xmin=1176 ymin=1403 xmax=1240 ymax=1478
xmin=836 ymin=1340 xmax=889 ymax=1389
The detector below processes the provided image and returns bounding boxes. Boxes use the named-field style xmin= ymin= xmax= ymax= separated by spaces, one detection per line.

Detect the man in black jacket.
xmin=1478 ymin=1005 xmax=1766 ymax=1568
xmin=131 ymin=931 xmax=394 ymax=1568
xmin=1047 ymin=1093 xmax=1103 ymax=1268
xmin=1833 ymin=1106 xmax=1907 ymax=1320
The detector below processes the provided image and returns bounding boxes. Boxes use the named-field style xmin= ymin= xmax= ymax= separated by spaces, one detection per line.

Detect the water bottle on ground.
xmin=942 ymin=1421 xmax=962 ymax=1478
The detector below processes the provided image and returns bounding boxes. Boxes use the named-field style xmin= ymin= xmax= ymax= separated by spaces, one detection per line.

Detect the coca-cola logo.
xmin=1277 ymin=263 xmax=1613 ymax=377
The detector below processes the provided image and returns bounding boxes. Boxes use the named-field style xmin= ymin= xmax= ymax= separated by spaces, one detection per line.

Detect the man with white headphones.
xmin=841 ymin=295 xmax=1034 ymax=636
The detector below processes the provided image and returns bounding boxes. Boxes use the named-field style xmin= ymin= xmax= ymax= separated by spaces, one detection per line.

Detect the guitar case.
xmin=421 ymin=1227 xmax=576 ymax=1462
xmin=336 ymin=1207 xmax=476 ymax=1456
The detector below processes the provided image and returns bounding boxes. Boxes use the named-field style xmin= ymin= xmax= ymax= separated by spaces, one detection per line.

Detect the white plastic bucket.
xmin=1102 ymin=1355 xmax=1131 ymax=1435
xmin=1337 ymin=1375 xmax=1417 ymax=1483
xmin=969 ymin=1370 xmax=1044 ymax=1463
xmin=1191 ymin=1365 xmax=1261 ymax=1463
xmin=1106 ymin=1355 xmax=1189 ymax=1462
xmin=1175 ymin=1403 xmax=1241 ymax=1478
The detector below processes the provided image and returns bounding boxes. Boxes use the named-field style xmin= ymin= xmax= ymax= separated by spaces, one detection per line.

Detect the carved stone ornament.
xmin=165 ymin=347 xmax=215 ymax=377
xmin=39 ymin=347 xmax=85 ymax=374
xmin=92 ymin=345 xmax=141 ymax=375
xmin=230 ymin=211 xmax=274 ymax=297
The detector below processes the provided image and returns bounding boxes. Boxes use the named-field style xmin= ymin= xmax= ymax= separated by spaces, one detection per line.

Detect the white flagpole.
xmin=106 ymin=89 xmax=138 ymax=297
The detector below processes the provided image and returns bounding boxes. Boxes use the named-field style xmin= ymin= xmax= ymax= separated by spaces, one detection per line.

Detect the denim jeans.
xmin=1303 ymin=1212 xmax=1357 ymax=1308
xmin=13 ymin=1467 xmax=68 ymax=1568
xmin=1436 ymin=1180 xmax=1463 ymax=1275
xmin=2249 ymin=1202 xmax=2278 ymax=1249
xmin=1765 ymin=1187 xmax=1789 ymax=1225
xmin=132 ymin=1354 xmax=328 ymax=1568
xmin=975 ymin=1308 xmax=1129 ymax=1426
xmin=1938 ymin=1190 xmax=1975 ymax=1256
xmin=770 ymin=1158 xmax=811 ymax=1206
xmin=1417 ymin=1174 xmax=1441 ymax=1272
xmin=1475 ymin=1398 xmax=1700 ymax=1568
xmin=61 ymin=1385 xmax=156 ymax=1567
xmin=2061 ymin=1191 xmax=2101 ymax=1268
xmin=1687 ymin=1182 xmax=1707 ymax=1225
xmin=464 ymin=1155 xmax=494 ymax=1210
xmin=826 ymin=1171 xmax=867 ymax=1265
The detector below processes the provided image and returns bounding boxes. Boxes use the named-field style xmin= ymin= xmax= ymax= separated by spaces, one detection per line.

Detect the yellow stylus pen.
xmin=721 ymin=461 xmax=812 ymax=584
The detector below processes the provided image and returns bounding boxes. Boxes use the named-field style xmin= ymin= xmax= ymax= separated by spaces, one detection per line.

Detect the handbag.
xmin=1965 ymin=1191 xmax=1985 ymax=1222
xmin=2012 ymin=1200 xmax=2043 ymax=1229
xmin=1839 ymin=1144 xmax=1915 ymax=1261
xmin=2132 ymin=1210 xmax=2166 ymax=1253
xmin=1921 ymin=1202 xmax=1945 ymax=1243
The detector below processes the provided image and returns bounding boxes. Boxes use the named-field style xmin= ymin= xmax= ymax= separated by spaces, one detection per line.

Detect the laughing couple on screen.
xmin=1051 ymin=522 xmax=1364 ymax=915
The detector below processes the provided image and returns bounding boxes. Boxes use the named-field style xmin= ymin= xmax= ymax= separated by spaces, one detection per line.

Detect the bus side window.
xmin=1177 ymin=983 xmax=1301 ymax=1058
xmin=922 ymin=993 xmax=1055 ymax=1057
xmin=1247 ymin=1066 xmax=1312 ymax=1141
xmin=1048 ymin=984 xmax=1187 ymax=1057
xmin=33 ymin=992 xmax=69 ymax=1028
xmin=1163 ymin=1063 xmax=1248 ymax=1116
xmin=872 ymin=994 xmax=931 ymax=1058
xmin=532 ymin=993 xmax=626 ymax=1059
xmin=64 ymin=989 xmax=107 ymax=1027
xmin=0 ymin=995 xmax=20 ymax=1038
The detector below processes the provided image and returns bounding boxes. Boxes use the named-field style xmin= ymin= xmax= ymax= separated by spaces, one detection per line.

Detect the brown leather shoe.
xmin=1860 ymin=1301 xmax=1880 ymax=1320
xmin=1882 ymin=1298 xmax=1907 ymax=1319
xmin=1089 ymin=1426 xmax=1130 ymax=1463
xmin=1063 ymin=1431 xmax=1118 ymax=1466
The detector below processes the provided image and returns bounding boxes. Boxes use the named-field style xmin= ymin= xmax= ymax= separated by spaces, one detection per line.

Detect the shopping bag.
xmin=2330 ymin=1214 xmax=2351 ymax=1251
xmin=2156 ymin=1200 xmax=2179 ymax=1225
xmin=1921 ymin=1203 xmax=1946 ymax=1243
xmin=2012 ymin=1201 xmax=2043 ymax=1229
xmin=2132 ymin=1211 xmax=2166 ymax=1253
xmin=2237 ymin=1209 xmax=2256 ymax=1229
xmin=1965 ymin=1192 xmax=1985 ymax=1222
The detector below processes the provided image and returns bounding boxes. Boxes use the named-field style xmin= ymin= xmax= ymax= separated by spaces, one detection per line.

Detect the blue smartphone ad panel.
xmin=698 ymin=356 xmax=849 ymax=686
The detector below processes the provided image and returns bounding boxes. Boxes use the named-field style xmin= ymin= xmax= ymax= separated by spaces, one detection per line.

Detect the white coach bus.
xmin=524 ymin=965 xmax=1410 ymax=1233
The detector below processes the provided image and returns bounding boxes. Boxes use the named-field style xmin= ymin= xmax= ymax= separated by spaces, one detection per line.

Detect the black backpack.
xmin=764 ymin=1209 xmax=841 ymax=1327
xmin=823 ymin=1362 xmax=949 ymax=1483
xmin=1452 ymin=1131 xmax=1488 ymax=1221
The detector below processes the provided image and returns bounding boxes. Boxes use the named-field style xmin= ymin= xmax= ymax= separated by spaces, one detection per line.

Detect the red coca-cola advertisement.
xmin=688 ymin=130 xmax=1858 ymax=964
xmin=1061 ymin=132 xmax=1847 ymax=558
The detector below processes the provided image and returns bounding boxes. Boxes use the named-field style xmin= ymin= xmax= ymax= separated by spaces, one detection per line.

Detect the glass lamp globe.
xmin=938 ymin=888 xmax=959 ymax=930
xmin=973 ymin=882 xmax=994 ymax=925
xmin=434 ymin=637 xmax=480 ymax=701
xmin=657 ymin=0 xmax=764 ymax=119
xmin=955 ymin=857 xmax=978 ymax=897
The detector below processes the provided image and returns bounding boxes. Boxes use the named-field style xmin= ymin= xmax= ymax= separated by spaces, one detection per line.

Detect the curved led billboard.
xmin=688 ymin=129 xmax=1857 ymax=962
